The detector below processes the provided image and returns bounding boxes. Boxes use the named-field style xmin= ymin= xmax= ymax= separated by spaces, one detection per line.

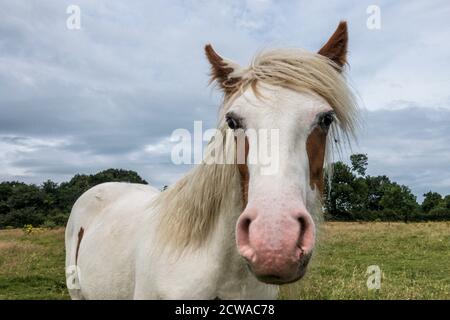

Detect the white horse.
xmin=65 ymin=21 xmax=358 ymax=299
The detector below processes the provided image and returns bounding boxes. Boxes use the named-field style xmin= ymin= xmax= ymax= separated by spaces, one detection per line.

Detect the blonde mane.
xmin=154 ymin=48 xmax=359 ymax=249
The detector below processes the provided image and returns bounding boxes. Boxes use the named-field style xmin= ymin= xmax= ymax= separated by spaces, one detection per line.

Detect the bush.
xmin=49 ymin=212 xmax=69 ymax=226
xmin=23 ymin=224 xmax=34 ymax=234
xmin=429 ymin=207 xmax=450 ymax=216
xmin=42 ymin=220 xmax=57 ymax=229
xmin=426 ymin=207 xmax=450 ymax=221
xmin=0 ymin=207 xmax=46 ymax=228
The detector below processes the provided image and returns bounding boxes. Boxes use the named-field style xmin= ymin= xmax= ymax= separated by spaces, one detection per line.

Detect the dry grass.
xmin=0 ymin=222 xmax=449 ymax=299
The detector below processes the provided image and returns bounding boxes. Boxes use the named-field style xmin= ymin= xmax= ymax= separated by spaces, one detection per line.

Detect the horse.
xmin=65 ymin=21 xmax=358 ymax=299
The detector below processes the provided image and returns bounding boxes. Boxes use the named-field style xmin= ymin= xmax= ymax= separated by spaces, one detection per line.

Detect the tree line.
xmin=0 ymin=155 xmax=449 ymax=229
xmin=324 ymin=154 xmax=450 ymax=222
xmin=0 ymin=169 xmax=147 ymax=229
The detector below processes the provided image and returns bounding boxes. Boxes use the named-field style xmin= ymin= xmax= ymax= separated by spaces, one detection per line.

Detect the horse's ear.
xmin=318 ymin=21 xmax=348 ymax=70
xmin=205 ymin=44 xmax=242 ymax=94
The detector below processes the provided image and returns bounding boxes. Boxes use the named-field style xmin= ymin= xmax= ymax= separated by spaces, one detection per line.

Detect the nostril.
xmin=242 ymin=217 xmax=251 ymax=232
xmin=297 ymin=216 xmax=306 ymax=240
xmin=236 ymin=215 xmax=256 ymax=262
xmin=296 ymin=213 xmax=315 ymax=255
xmin=237 ymin=216 xmax=251 ymax=236
xmin=236 ymin=216 xmax=252 ymax=246
xmin=298 ymin=216 xmax=306 ymax=229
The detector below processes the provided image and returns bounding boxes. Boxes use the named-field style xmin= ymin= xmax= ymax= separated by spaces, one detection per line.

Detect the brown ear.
xmin=205 ymin=44 xmax=241 ymax=94
xmin=318 ymin=21 xmax=348 ymax=70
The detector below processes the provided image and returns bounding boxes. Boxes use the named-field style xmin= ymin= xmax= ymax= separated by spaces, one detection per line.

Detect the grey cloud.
xmin=351 ymin=107 xmax=450 ymax=201
xmin=0 ymin=1 xmax=449 ymax=200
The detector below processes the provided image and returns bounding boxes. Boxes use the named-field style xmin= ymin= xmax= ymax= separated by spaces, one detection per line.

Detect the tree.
xmin=89 ymin=169 xmax=148 ymax=186
xmin=56 ymin=169 xmax=148 ymax=213
xmin=0 ymin=182 xmax=15 ymax=202
xmin=41 ymin=180 xmax=58 ymax=210
xmin=6 ymin=183 xmax=44 ymax=210
xmin=0 ymin=182 xmax=15 ymax=216
xmin=350 ymin=153 xmax=368 ymax=177
xmin=379 ymin=183 xmax=419 ymax=222
xmin=349 ymin=177 xmax=369 ymax=213
xmin=0 ymin=168 xmax=149 ymax=229
xmin=324 ymin=161 xmax=355 ymax=218
xmin=439 ymin=195 xmax=450 ymax=210
xmin=324 ymin=154 xmax=423 ymax=222
xmin=56 ymin=174 xmax=92 ymax=213
xmin=422 ymin=191 xmax=442 ymax=213
xmin=324 ymin=161 xmax=370 ymax=219
xmin=427 ymin=194 xmax=450 ymax=220
xmin=365 ymin=175 xmax=391 ymax=211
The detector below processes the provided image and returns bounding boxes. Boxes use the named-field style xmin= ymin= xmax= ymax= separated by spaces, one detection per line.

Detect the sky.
xmin=0 ymin=0 xmax=449 ymax=202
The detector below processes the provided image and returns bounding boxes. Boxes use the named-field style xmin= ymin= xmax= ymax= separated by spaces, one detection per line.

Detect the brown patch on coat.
xmin=236 ymin=136 xmax=250 ymax=209
xmin=318 ymin=21 xmax=348 ymax=70
xmin=75 ymin=227 xmax=84 ymax=265
xmin=205 ymin=44 xmax=241 ymax=95
xmin=306 ymin=126 xmax=328 ymax=194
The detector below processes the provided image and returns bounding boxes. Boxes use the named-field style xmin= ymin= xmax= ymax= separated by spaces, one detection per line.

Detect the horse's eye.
xmin=320 ymin=112 xmax=335 ymax=129
xmin=226 ymin=114 xmax=241 ymax=130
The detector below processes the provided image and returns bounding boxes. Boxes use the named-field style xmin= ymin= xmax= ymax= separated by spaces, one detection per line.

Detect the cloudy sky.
xmin=1 ymin=0 xmax=449 ymax=202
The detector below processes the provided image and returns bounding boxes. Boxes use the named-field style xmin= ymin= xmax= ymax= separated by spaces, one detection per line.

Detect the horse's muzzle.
xmin=236 ymin=207 xmax=315 ymax=284
xmin=246 ymin=250 xmax=313 ymax=284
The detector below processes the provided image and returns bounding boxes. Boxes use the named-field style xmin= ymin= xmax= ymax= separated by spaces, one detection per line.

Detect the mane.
xmin=226 ymin=48 xmax=359 ymax=143
xmin=154 ymin=48 xmax=359 ymax=249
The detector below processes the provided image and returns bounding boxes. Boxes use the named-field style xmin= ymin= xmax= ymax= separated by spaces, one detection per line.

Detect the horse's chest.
xmin=149 ymin=257 xmax=276 ymax=299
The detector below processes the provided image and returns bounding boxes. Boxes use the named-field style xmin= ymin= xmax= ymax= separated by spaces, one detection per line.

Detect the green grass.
xmin=0 ymin=228 xmax=68 ymax=299
xmin=0 ymin=222 xmax=449 ymax=299
xmin=280 ymin=222 xmax=450 ymax=299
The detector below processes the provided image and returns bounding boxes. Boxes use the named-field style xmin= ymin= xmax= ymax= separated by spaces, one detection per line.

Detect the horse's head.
xmin=205 ymin=22 xmax=357 ymax=284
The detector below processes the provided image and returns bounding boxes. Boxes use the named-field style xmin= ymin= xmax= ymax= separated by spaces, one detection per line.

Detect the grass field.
xmin=0 ymin=222 xmax=449 ymax=300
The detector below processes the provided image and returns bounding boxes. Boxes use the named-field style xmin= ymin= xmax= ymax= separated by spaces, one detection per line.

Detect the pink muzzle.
xmin=236 ymin=206 xmax=315 ymax=284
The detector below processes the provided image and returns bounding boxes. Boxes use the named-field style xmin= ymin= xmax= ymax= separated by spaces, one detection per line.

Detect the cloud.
xmin=355 ymin=107 xmax=450 ymax=201
xmin=0 ymin=0 xmax=449 ymax=201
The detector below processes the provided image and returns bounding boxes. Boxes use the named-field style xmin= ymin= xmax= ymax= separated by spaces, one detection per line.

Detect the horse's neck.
xmin=155 ymin=161 xmax=243 ymax=249
xmin=183 ymin=164 xmax=244 ymax=267
xmin=198 ymin=190 xmax=278 ymax=299
xmin=201 ymin=172 xmax=243 ymax=255
xmin=198 ymin=185 xmax=254 ymax=295
xmin=153 ymin=166 xmax=276 ymax=298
